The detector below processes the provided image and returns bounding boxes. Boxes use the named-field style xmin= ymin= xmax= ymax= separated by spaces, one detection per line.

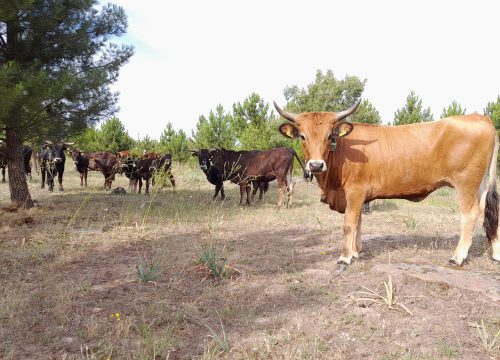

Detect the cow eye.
xmin=300 ymin=134 xmax=306 ymax=141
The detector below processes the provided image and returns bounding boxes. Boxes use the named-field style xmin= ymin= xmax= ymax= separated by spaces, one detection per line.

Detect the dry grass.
xmin=0 ymin=160 xmax=499 ymax=359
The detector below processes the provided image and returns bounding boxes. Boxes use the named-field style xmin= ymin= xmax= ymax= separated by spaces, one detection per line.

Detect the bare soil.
xmin=0 ymin=164 xmax=499 ymax=359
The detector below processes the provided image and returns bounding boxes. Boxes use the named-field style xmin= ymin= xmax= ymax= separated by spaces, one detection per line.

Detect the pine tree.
xmin=393 ymin=91 xmax=433 ymax=125
xmin=441 ymin=100 xmax=465 ymax=118
xmin=0 ymin=0 xmax=133 ymax=207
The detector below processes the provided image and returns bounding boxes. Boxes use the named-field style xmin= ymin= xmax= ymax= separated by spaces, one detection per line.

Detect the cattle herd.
xmin=1 ymin=99 xmax=500 ymax=270
xmin=0 ymin=140 xmax=306 ymax=208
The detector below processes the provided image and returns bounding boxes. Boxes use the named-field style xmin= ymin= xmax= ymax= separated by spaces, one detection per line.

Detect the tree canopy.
xmin=441 ymin=100 xmax=466 ymax=118
xmin=393 ymin=91 xmax=433 ymax=125
xmin=283 ymin=70 xmax=381 ymax=124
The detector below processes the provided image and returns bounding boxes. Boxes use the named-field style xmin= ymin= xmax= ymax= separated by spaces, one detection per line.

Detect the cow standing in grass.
xmin=191 ymin=149 xmax=281 ymax=202
xmin=275 ymin=100 xmax=500 ymax=270
xmin=70 ymin=149 xmax=89 ymax=187
xmin=152 ymin=153 xmax=176 ymax=189
xmin=40 ymin=142 xmax=71 ymax=192
xmin=88 ymin=152 xmax=119 ymax=189
xmin=208 ymin=147 xmax=309 ymax=208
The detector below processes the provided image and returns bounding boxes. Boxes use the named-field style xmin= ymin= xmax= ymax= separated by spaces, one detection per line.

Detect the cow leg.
xmin=276 ymin=176 xmax=288 ymax=208
xmin=58 ymin=172 xmax=64 ymax=192
xmin=353 ymin=214 xmax=362 ymax=257
xmin=213 ymin=183 xmax=222 ymax=200
xmin=286 ymin=180 xmax=295 ymax=208
xmin=239 ymin=184 xmax=246 ymax=205
xmin=109 ymin=174 xmax=115 ymax=189
xmin=251 ymin=183 xmax=259 ymax=201
xmin=138 ymin=178 xmax=143 ymax=194
xmin=84 ymin=170 xmax=88 ymax=187
xmin=337 ymin=194 xmax=364 ymax=268
xmin=48 ymin=171 xmax=54 ymax=192
xmin=449 ymin=187 xmax=480 ymax=266
xmin=145 ymin=178 xmax=150 ymax=195
xmin=246 ymin=183 xmax=251 ymax=205
xmin=169 ymin=174 xmax=176 ymax=189
xmin=40 ymin=167 xmax=45 ymax=188
xmin=220 ymin=184 xmax=225 ymax=200
xmin=1 ymin=167 xmax=5 ymax=183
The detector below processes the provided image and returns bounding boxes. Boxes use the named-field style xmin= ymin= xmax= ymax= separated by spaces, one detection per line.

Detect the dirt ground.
xmin=0 ymin=163 xmax=499 ymax=360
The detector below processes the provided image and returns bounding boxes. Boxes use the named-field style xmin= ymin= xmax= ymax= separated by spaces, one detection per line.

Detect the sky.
xmin=108 ymin=0 xmax=500 ymax=140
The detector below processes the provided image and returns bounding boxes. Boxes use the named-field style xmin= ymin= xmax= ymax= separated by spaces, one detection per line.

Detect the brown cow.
xmin=275 ymin=100 xmax=500 ymax=270
xmin=209 ymin=147 xmax=308 ymax=208
xmin=88 ymin=152 xmax=119 ymax=189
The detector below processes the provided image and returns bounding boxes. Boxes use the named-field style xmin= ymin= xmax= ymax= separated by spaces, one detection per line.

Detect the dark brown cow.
xmin=209 ymin=147 xmax=308 ymax=208
xmin=275 ymin=100 xmax=500 ymax=270
xmin=69 ymin=149 xmax=89 ymax=187
xmin=88 ymin=152 xmax=119 ymax=189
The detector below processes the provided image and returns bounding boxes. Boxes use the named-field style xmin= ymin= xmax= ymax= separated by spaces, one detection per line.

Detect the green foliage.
xmin=73 ymin=117 xmax=134 ymax=152
xmin=393 ymin=91 xmax=433 ymax=125
xmin=484 ymin=96 xmax=500 ymax=131
xmin=441 ymin=100 xmax=466 ymax=118
xmin=231 ymin=93 xmax=274 ymax=149
xmin=134 ymin=135 xmax=159 ymax=153
xmin=0 ymin=0 xmax=134 ymax=142
xmin=192 ymin=105 xmax=235 ymax=149
xmin=159 ymin=122 xmax=192 ymax=164
xmin=485 ymin=96 xmax=500 ymax=168
xmin=284 ymin=69 xmax=381 ymax=124
xmin=98 ymin=117 xmax=134 ymax=152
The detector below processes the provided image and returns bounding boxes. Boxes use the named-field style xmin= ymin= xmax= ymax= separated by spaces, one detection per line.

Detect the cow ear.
xmin=279 ymin=123 xmax=299 ymax=139
xmin=333 ymin=121 xmax=353 ymax=138
xmin=191 ymin=152 xmax=199 ymax=158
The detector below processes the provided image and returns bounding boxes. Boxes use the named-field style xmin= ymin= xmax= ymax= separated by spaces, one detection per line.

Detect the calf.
xmin=70 ymin=149 xmax=89 ymax=187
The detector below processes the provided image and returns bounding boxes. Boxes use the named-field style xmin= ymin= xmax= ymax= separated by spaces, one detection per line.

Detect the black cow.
xmin=40 ymin=142 xmax=70 ymax=192
xmin=69 ymin=149 xmax=89 ymax=187
xmin=191 ymin=148 xmax=227 ymax=200
xmin=133 ymin=157 xmax=154 ymax=194
xmin=152 ymin=153 xmax=176 ymax=189
xmin=117 ymin=154 xmax=141 ymax=192
xmin=88 ymin=152 xmax=119 ymax=189
xmin=0 ymin=143 xmax=32 ymax=182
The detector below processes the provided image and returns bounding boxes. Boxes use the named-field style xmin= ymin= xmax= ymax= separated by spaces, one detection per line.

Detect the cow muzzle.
xmin=306 ymin=160 xmax=327 ymax=173
xmin=200 ymin=164 xmax=207 ymax=170
xmin=54 ymin=157 xmax=63 ymax=164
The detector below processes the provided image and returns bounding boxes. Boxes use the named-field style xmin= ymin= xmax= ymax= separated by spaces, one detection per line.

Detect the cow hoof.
xmin=448 ymin=258 xmax=465 ymax=266
xmin=59 ymin=188 xmax=64 ymax=192
xmin=337 ymin=263 xmax=347 ymax=272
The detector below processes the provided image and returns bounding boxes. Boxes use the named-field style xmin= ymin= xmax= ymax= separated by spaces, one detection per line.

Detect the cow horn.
xmin=335 ymin=99 xmax=362 ymax=121
xmin=273 ymin=101 xmax=297 ymax=123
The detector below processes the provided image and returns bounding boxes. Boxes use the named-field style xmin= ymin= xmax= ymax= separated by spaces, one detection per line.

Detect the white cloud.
xmin=109 ymin=0 xmax=500 ymax=139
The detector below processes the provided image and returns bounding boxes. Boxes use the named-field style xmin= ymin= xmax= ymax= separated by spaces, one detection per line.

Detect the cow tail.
xmin=290 ymin=148 xmax=310 ymax=180
xmin=483 ymin=133 xmax=499 ymax=243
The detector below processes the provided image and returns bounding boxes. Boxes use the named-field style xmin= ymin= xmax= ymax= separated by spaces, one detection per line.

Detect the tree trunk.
xmin=6 ymin=129 xmax=34 ymax=209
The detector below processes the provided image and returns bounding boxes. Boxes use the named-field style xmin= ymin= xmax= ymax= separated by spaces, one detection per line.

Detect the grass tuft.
xmin=470 ymin=319 xmax=500 ymax=354
xmin=136 ymin=260 xmax=163 ymax=283
xmin=195 ymin=244 xmax=239 ymax=280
